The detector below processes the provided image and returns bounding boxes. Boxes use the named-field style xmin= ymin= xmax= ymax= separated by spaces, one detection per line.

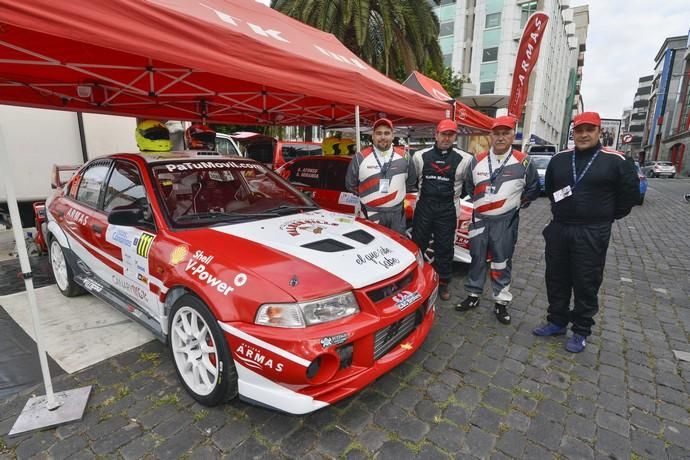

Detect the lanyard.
xmin=487 ymin=150 xmax=512 ymax=184
xmin=571 ymin=149 xmax=600 ymax=190
xmin=372 ymin=148 xmax=395 ymax=178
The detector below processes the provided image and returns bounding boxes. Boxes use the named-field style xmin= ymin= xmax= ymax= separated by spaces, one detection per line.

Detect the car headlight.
xmin=256 ymin=292 xmax=360 ymax=328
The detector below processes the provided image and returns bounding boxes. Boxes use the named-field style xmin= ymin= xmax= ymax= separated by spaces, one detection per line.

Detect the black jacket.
xmin=545 ymin=143 xmax=639 ymax=224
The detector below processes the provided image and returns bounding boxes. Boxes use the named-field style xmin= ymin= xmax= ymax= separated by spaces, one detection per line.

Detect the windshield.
xmin=656 ymin=161 xmax=673 ymax=166
xmin=152 ymin=160 xmax=317 ymax=228
xmin=531 ymin=156 xmax=552 ymax=169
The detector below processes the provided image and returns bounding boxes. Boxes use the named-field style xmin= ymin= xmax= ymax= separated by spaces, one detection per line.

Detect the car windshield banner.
xmin=508 ymin=12 xmax=549 ymax=121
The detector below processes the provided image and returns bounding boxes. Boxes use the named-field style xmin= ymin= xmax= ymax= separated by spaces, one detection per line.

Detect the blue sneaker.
xmin=532 ymin=322 xmax=567 ymax=336
xmin=565 ymin=334 xmax=587 ymax=353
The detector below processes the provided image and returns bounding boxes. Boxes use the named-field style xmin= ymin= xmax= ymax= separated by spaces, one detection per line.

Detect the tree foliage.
xmin=424 ymin=65 xmax=470 ymax=99
xmin=273 ymin=0 xmax=443 ymax=77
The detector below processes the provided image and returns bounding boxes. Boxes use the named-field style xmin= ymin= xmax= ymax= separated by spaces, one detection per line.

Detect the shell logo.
xmin=170 ymin=245 xmax=189 ymax=265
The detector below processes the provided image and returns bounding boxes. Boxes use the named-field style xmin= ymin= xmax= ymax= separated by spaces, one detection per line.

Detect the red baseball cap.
xmin=491 ymin=115 xmax=517 ymax=130
xmin=573 ymin=111 xmax=601 ymax=128
xmin=373 ymin=118 xmax=393 ymax=130
xmin=436 ymin=119 xmax=458 ymax=133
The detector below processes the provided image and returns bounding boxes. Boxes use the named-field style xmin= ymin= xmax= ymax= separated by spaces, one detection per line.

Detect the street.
xmin=1 ymin=178 xmax=689 ymax=459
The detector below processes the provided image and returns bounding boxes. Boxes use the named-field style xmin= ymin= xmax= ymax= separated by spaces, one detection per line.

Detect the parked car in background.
xmin=642 ymin=160 xmax=676 ymax=178
xmin=634 ymin=161 xmax=647 ymax=205
xmin=44 ymin=151 xmax=438 ymax=414
xmin=277 ymin=155 xmax=472 ymax=263
xmin=529 ymin=154 xmax=552 ymax=194
xmin=214 ymin=132 xmax=243 ymax=156
xmin=526 ymin=144 xmax=557 ymax=156
xmin=231 ymin=132 xmax=322 ymax=170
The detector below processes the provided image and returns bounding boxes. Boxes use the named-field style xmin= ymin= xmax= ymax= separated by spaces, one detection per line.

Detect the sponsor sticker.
xmin=82 ymin=278 xmax=103 ymax=293
xmin=185 ymin=250 xmax=247 ymax=295
xmin=66 ymin=208 xmax=88 ymax=226
xmin=135 ymin=232 xmax=155 ymax=258
xmin=169 ymin=245 xmax=189 ymax=265
xmin=112 ymin=274 xmax=148 ymax=302
xmin=234 ymin=343 xmax=284 ymax=373
xmin=392 ymin=290 xmax=422 ymax=311
xmin=280 ymin=219 xmax=339 ymax=237
xmin=320 ymin=333 xmax=349 ymax=349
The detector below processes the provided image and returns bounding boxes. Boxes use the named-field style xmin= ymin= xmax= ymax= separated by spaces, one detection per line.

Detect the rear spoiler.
xmin=51 ymin=164 xmax=81 ymax=189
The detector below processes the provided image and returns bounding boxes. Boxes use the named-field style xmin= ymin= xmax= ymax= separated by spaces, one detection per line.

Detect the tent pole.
xmin=0 ymin=128 xmax=58 ymax=409
xmin=354 ymin=105 xmax=361 ymax=154
xmin=0 ymin=127 xmax=91 ymax=437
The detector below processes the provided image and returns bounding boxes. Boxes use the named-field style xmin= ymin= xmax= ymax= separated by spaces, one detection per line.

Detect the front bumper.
xmin=218 ymin=262 xmax=438 ymax=414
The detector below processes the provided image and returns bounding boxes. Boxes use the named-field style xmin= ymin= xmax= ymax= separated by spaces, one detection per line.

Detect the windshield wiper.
xmin=261 ymin=204 xmax=319 ymax=215
xmin=176 ymin=212 xmax=279 ymax=222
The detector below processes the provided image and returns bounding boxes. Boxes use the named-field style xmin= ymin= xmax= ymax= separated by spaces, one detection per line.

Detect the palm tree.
xmin=273 ymin=0 xmax=443 ymax=78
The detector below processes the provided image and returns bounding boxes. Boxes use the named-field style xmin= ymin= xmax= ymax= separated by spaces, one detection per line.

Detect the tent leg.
xmin=0 ymin=127 xmax=91 ymax=437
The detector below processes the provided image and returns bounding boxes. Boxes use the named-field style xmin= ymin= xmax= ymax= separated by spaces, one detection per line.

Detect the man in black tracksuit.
xmin=533 ymin=112 xmax=639 ymax=353
xmin=412 ymin=119 xmax=472 ymax=300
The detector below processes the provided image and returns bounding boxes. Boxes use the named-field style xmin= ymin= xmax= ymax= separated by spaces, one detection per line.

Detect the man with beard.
xmin=345 ymin=118 xmax=416 ymax=234
xmin=533 ymin=112 xmax=639 ymax=352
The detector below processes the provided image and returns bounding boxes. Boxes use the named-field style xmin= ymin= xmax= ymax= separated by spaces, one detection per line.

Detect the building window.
xmin=439 ymin=36 xmax=454 ymax=55
xmin=440 ymin=0 xmax=456 ymax=4
xmin=482 ymin=47 xmax=498 ymax=62
xmin=679 ymin=70 xmax=690 ymax=132
xmin=437 ymin=4 xmax=456 ymax=22
xmin=440 ymin=21 xmax=454 ymax=36
xmin=443 ymin=54 xmax=453 ymax=66
xmin=480 ymin=81 xmax=495 ymax=94
xmin=520 ymin=1 xmax=538 ymax=28
xmin=485 ymin=12 xmax=501 ymax=28
xmin=480 ymin=62 xmax=498 ymax=82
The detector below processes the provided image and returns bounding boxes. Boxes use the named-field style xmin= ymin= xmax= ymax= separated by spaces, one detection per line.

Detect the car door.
xmin=101 ymin=160 xmax=161 ymax=318
xmin=283 ymin=158 xmax=324 ymax=202
xmin=59 ymin=159 xmax=113 ymax=282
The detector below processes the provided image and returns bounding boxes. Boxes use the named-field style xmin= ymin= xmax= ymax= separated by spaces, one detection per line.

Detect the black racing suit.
xmin=411 ymin=145 xmax=471 ymax=283
xmin=543 ymin=143 xmax=639 ymax=336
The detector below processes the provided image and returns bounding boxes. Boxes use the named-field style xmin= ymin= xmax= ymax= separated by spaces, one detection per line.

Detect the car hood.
xmin=210 ymin=210 xmax=415 ymax=289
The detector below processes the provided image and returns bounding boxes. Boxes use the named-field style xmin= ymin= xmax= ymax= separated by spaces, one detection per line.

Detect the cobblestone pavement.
xmin=1 ymin=180 xmax=689 ymax=459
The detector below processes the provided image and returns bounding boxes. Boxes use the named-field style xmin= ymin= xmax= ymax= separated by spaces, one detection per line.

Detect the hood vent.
xmin=342 ymin=229 xmax=375 ymax=244
xmin=301 ymin=239 xmax=354 ymax=252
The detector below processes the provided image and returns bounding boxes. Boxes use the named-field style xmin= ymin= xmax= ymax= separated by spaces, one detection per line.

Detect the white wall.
xmin=0 ymin=106 xmax=83 ymax=201
xmin=0 ymin=106 xmax=137 ymax=201
xmin=83 ymin=113 xmax=138 ymax=158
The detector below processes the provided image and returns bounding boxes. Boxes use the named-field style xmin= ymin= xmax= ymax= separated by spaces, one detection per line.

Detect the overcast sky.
xmin=570 ymin=0 xmax=689 ymax=119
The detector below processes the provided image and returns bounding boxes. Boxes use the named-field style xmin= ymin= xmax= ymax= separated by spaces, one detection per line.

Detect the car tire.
xmin=49 ymin=239 xmax=84 ymax=297
xmin=670 ymin=174 xmax=675 ymax=179
xmin=169 ymin=294 xmax=238 ymax=406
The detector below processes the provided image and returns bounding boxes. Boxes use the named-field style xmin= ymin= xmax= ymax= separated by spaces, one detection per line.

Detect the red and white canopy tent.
xmin=0 ymin=0 xmax=462 ymax=434
xmin=0 ymin=0 xmax=454 ymax=127
xmin=402 ymin=71 xmax=494 ymax=134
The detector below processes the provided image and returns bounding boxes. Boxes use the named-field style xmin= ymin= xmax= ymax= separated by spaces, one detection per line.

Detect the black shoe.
xmin=455 ymin=295 xmax=480 ymax=311
xmin=494 ymin=303 xmax=511 ymax=324
xmin=439 ymin=282 xmax=450 ymax=301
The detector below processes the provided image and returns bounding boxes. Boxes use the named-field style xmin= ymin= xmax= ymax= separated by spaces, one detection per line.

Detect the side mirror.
xmin=108 ymin=207 xmax=144 ymax=227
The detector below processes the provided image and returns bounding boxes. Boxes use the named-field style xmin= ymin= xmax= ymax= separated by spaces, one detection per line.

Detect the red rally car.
xmin=44 ymin=152 xmax=438 ymax=414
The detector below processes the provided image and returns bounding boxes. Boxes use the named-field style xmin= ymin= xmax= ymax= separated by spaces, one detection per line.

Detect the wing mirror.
xmin=107 ymin=207 xmax=144 ymax=226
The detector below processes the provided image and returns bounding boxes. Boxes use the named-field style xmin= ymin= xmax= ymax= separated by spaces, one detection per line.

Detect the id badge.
xmin=485 ymin=185 xmax=496 ymax=196
xmin=379 ymin=179 xmax=390 ymax=193
xmin=553 ymin=185 xmax=572 ymax=202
